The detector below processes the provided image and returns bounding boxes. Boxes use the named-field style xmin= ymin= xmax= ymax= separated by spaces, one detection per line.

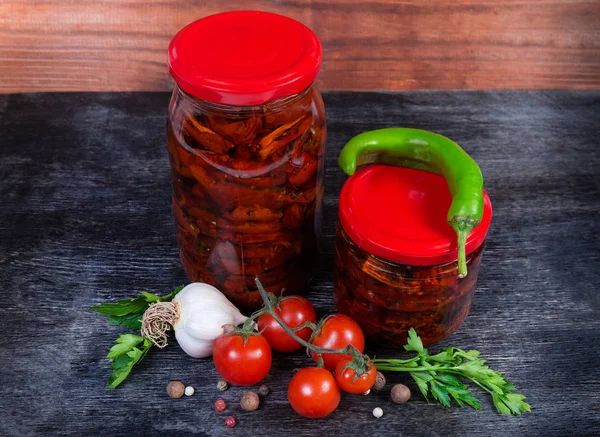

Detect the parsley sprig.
xmin=91 ymin=286 xmax=183 ymax=388
xmin=373 ymin=329 xmax=531 ymax=415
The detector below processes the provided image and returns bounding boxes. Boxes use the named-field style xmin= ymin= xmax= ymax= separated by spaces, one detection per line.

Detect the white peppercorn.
xmin=373 ymin=407 xmax=384 ymax=418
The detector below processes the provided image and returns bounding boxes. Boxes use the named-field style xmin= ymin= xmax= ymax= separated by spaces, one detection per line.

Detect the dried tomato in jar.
xmin=167 ymin=12 xmax=326 ymax=309
xmin=334 ymin=166 xmax=492 ymax=346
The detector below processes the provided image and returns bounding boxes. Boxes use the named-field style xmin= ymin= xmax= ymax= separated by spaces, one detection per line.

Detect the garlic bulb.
xmin=173 ymin=283 xmax=248 ymax=357
xmin=141 ymin=283 xmax=247 ymax=358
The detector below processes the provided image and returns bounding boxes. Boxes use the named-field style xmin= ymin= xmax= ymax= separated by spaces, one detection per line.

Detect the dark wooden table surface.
xmin=1 ymin=91 xmax=599 ymax=436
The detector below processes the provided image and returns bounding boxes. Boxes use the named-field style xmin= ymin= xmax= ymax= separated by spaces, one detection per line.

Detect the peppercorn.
xmin=257 ymin=384 xmax=270 ymax=397
xmin=166 ymin=381 xmax=185 ymax=399
xmin=214 ymin=399 xmax=227 ymax=412
xmin=373 ymin=371 xmax=386 ymax=391
xmin=225 ymin=416 xmax=236 ymax=428
xmin=391 ymin=384 xmax=411 ymax=404
xmin=240 ymin=391 xmax=260 ymax=412
xmin=373 ymin=407 xmax=383 ymax=418
xmin=217 ymin=379 xmax=228 ymax=391
xmin=184 ymin=386 xmax=195 ymax=396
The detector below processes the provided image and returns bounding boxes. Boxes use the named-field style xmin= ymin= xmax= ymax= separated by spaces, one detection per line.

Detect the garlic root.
xmin=141 ymin=301 xmax=181 ymax=348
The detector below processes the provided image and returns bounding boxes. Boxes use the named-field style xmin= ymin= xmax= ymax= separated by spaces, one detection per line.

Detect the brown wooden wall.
xmin=2 ymin=0 xmax=599 ymax=93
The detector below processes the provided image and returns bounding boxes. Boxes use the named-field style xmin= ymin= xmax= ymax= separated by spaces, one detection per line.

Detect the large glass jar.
xmin=333 ymin=165 xmax=492 ymax=346
xmin=166 ymin=12 xmax=326 ymax=309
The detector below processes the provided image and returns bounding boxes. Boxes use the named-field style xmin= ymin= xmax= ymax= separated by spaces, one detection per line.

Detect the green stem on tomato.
xmin=291 ymin=320 xmax=319 ymax=333
xmin=316 ymin=355 xmax=325 ymax=368
xmin=230 ymin=309 xmax=267 ymax=343
xmin=254 ymin=277 xmax=363 ymax=358
xmin=243 ymin=313 xmax=260 ymax=332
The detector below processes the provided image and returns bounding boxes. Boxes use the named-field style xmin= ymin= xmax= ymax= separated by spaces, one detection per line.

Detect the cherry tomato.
xmin=334 ymin=358 xmax=377 ymax=394
xmin=257 ymin=295 xmax=317 ymax=352
xmin=310 ymin=314 xmax=365 ymax=370
xmin=213 ymin=333 xmax=272 ymax=386
xmin=288 ymin=367 xmax=340 ymax=418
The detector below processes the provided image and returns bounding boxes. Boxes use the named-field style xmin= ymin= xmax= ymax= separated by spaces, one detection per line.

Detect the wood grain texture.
xmin=1 ymin=1 xmax=599 ymax=93
xmin=1 ymin=91 xmax=599 ymax=436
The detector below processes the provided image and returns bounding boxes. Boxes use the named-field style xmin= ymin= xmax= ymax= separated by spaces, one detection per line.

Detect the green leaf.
xmin=434 ymin=372 xmax=463 ymax=387
xmin=429 ymin=350 xmax=456 ymax=363
xmin=491 ymin=393 xmax=531 ymax=415
xmin=140 ymin=291 xmax=161 ymax=302
xmin=107 ymin=334 xmax=145 ymax=359
xmin=492 ymin=394 xmax=513 ymax=415
xmin=91 ymin=285 xmax=184 ymax=331
xmin=449 ymin=386 xmax=482 ymax=410
xmin=91 ymin=298 xmax=148 ymax=317
xmin=404 ymin=328 xmax=424 ymax=354
xmin=462 ymin=395 xmax=483 ymax=410
xmin=446 ymin=384 xmax=475 ymax=409
xmin=502 ymin=393 xmax=531 ymax=415
xmin=465 ymin=349 xmax=481 ymax=358
xmin=411 ymin=371 xmax=434 ymax=382
xmin=105 ymin=313 xmax=145 ymax=331
xmin=487 ymin=373 xmax=509 ymax=386
xmin=487 ymin=382 xmax=504 ymax=394
xmin=141 ymin=285 xmax=184 ymax=303
xmin=449 ymin=348 xmax=481 ymax=361
xmin=106 ymin=335 xmax=153 ymax=389
xmin=410 ymin=372 xmax=431 ymax=401
xmin=456 ymin=359 xmax=495 ymax=380
xmin=430 ymin=380 xmax=451 ymax=407
xmin=505 ymin=393 xmax=526 ymax=403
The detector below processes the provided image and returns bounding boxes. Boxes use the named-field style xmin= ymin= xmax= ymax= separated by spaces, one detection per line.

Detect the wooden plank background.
xmin=1 ymin=0 xmax=599 ymax=93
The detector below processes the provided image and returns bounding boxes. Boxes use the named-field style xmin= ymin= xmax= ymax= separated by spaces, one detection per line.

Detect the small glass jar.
xmin=166 ymin=12 xmax=326 ymax=309
xmin=333 ymin=165 xmax=492 ymax=346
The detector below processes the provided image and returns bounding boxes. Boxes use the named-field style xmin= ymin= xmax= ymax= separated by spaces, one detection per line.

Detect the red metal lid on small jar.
xmin=168 ymin=11 xmax=322 ymax=106
xmin=339 ymin=165 xmax=492 ymax=266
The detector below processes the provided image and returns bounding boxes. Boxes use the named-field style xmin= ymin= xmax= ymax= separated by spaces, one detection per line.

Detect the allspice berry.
xmin=258 ymin=384 xmax=270 ymax=397
xmin=240 ymin=391 xmax=260 ymax=411
xmin=166 ymin=381 xmax=185 ymax=399
xmin=390 ymin=384 xmax=411 ymax=404
xmin=373 ymin=371 xmax=386 ymax=391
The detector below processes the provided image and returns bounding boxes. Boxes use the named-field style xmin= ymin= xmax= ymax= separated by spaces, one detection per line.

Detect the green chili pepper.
xmin=338 ymin=128 xmax=484 ymax=278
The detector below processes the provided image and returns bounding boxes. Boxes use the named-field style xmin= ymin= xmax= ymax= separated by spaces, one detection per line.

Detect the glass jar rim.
xmin=174 ymin=84 xmax=313 ymax=113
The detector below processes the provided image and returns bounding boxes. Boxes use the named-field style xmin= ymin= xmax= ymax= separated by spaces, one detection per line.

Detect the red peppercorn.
xmin=214 ymin=399 xmax=227 ymax=412
xmin=225 ymin=416 xmax=236 ymax=428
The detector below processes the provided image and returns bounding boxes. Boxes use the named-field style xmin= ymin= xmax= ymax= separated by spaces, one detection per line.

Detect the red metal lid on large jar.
xmin=338 ymin=165 xmax=492 ymax=266
xmin=168 ymin=11 xmax=322 ymax=106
